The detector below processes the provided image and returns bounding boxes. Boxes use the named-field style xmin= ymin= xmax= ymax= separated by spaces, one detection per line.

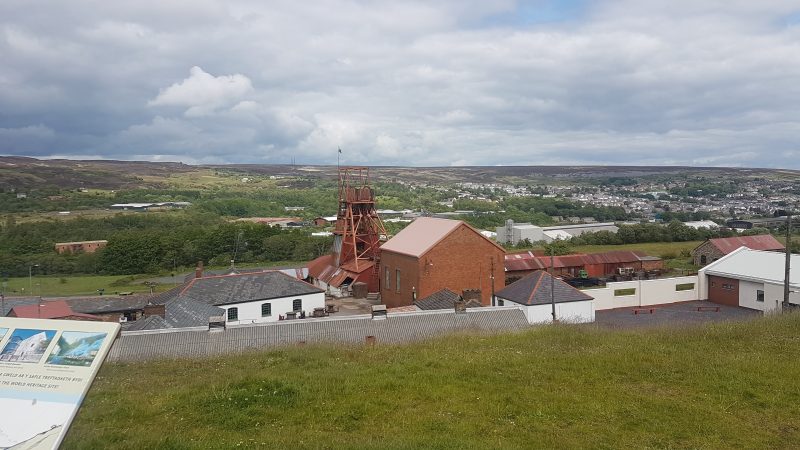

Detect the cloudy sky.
xmin=2 ymin=1 xmax=800 ymax=167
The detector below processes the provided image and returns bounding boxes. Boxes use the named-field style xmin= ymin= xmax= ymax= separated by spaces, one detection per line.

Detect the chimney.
xmin=143 ymin=303 xmax=166 ymax=318
xmin=461 ymin=289 xmax=481 ymax=303
xmin=195 ymin=261 xmax=204 ymax=279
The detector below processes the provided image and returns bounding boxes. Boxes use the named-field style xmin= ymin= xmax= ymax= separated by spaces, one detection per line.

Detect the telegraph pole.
xmin=784 ymin=211 xmax=792 ymax=309
xmin=550 ymin=247 xmax=556 ymax=322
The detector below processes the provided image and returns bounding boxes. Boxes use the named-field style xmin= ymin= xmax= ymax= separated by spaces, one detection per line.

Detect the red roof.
xmin=505 ymin=250 xmax=660 ymax=272
xmin=9 ymin=300 xmax=100 ymax=320
xmin=707 ymin=235 xmax=784 ymax=254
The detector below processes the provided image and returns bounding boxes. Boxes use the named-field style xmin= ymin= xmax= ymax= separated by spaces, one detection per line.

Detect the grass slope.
xmin=2 ymin=274 xmax=171 ymax=297
xmin=65 ymin=315 xmax=800 ymax=449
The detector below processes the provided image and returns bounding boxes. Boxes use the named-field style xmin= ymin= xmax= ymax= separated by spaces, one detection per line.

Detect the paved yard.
xmin=325 ymin=295 xmax=381 ymax=317
xmin=595 ymin=300 xmax=760 ymax=329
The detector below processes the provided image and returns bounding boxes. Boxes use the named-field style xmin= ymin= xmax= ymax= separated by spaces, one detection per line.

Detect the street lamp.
xmin=28 ymin=263 xmax=39 ymax=296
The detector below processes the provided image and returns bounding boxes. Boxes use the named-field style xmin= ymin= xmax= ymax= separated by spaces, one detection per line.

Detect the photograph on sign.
xmin=0 ymin=318 xmax=120 ymax=449
xmin=0 ymin=328 xmax=56 ymax=363
xmin=46 ymin=331 xmax=108 ymax=367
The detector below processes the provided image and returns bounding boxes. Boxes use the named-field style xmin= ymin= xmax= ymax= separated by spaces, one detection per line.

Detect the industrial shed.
xmin=504 ymin=250 xmax=663 ymax=282
xmin=699 ymin=247 xmax=800 ymax=313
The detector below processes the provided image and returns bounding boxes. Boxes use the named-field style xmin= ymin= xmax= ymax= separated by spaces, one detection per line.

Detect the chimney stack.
xmin=195 ymin=261 xmax=204 ymax=279
xmin=143 ymin=303 xmax=166 ymax=318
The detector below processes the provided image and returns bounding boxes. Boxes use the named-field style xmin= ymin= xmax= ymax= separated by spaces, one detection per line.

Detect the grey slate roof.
xmin=164 ymin=298 xmax=225 ymax=328
xmin=121 ymin=315 xmax=172 ymax=331
xmin=1 ymin=295 xmax=148 ymax=316
xmin=107 ymin=308 xmax=530 ymax=362
xmin=415 ymin=289 xmax=482 ymax=310
xmin=178 ymin=271 xmax=323 ymax=307
xmin=495 ymin=270 xmax=593 ymax=306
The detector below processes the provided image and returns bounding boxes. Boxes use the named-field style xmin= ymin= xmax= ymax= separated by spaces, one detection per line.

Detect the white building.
xmin=698 ymin=247 xmax=800 ymax=313
xmin=173 ymin=271 xmax=326 ymax=325
xmin=496 ymin=219 xmax=619 ymax=244
xmin=1 ymin=332 xmax=50 ymax=362
xmin=494 ymin=270 xmax=595 ymax=324
xmin=683 ymin=220 xmax=719 ymax=229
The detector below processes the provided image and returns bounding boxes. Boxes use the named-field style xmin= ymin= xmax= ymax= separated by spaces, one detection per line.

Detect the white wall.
xmin=589 ymin=276 xmax=699 ymax=311
xmin=507 ymin=300 xmax=595 ymax=324
xmin=222 ymin=292 xmax=325 ymax=325
xmin=742 ymin=281 xmax=800 ymax=313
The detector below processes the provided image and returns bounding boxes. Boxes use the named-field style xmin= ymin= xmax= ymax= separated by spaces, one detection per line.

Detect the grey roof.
xmin=108 ymin=308 xmax=530 ymax=362
xmin=178 ymin=271 xmax=323 ymax=307
xmin=496 ymin=270 xmax=593 ymax=306
xmin=121 ymin=315 xmax=172 ymax=331
xmin=61 ymin=295 xmax=150 ymax=314
xmin=164 ymin=298 xmax=225 ymax=328
xmin=416 ymin=289 xmax=462 ymax=310
xmin=0 ymin=295 xmax=148 ymax=316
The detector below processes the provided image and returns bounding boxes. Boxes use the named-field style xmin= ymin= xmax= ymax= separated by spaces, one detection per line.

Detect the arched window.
xmin=292 ymin=299 xmax=302 ymax=311
xmin=227 ymin=307 xmax=238 ymax=321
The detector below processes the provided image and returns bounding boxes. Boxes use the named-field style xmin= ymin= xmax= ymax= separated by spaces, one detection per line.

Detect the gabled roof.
xmin=700 ymin=247 xmax=800 ymax=287
xmin=121 ymin=315 xmax=172 ymax=331
xmin=495 ymin=270 xmax=593 ymax=306
xmin=178 ymin=271 xmax=323 ymax=306
xmin=380 ymin=217 xmax=505 ymax=258
xmin=704 ymin=235 xmax=784 ymax=254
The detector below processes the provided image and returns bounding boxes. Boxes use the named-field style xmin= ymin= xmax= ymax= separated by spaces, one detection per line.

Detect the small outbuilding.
xmin=494 ymin=270 xmax=595 ymax=324
xmin=692 ymin=235 xmax=784 ymax=266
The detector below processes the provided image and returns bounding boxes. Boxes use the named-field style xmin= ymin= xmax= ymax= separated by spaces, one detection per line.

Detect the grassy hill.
xmin=64 ymin=314 xmax=800 ymax=449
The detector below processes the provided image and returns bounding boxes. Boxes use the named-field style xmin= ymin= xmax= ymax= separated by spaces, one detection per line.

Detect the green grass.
xmin=569 ymin=240 xmax=703 ymax=257
xmin=1 ymin=274 xmax=170 ymax=297
xmin=64 ymin=314 xmax=800 ymax=449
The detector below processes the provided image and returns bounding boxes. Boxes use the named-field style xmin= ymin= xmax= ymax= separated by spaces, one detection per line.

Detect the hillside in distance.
xmin=2 ymin=156 xmax=799 ymax=191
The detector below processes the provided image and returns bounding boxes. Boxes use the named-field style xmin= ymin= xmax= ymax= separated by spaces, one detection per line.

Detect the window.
xmin=614 ymin=288 xmax=636 ymax=296
xmin=385 ymin=267 xmax=391 ymax=290
xmin=675 ymin=283 xmax=695 ymax=291
xmin=497 ymin=299 xmax=504 ymax=306
xmin=756 ymin=290 xmax=764 ymax=303
xmin=700 ymin=255 xmax=707 ymax=265
xmin=261 ymin=303 xmax=272 ymax=317
xmin=292 ymin=299 xmax=302 ymax=311
xmin=395 ymin=269 xmax=401 ymax=292
xmin=227 ymin=307 xmax=238 ymax=321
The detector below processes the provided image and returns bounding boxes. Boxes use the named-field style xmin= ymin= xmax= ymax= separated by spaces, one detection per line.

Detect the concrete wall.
xmin=589 ymin=276 xmax=699 ymax=310
xmin=222 ymin=292 xmax=325 ymax=325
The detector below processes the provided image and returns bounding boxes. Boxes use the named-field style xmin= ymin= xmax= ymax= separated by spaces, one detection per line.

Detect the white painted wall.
xmin=740 ymin=281 xmax=800 ymax=313
xmin=222 ymin=292 xmax=325 ymax=325
xmin=589 ymin=276 xmax=699 ymax=311
xmin=500 ymin=300 xmax=595 ymax=324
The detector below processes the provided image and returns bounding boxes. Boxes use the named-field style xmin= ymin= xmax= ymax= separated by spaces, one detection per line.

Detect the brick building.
xmin=54 ymin=240 xmax=108 ymax=254
xmin=379 ymin=217 xmax=505 ymax=308
xmin=691 ymin=235 xmax=784 ymax=266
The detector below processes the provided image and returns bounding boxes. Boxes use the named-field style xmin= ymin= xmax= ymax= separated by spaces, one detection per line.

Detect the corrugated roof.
xmin=707 ymin=235 xmax=784 ymax=254
xmin=379 ymin=217 xmax=463 ymax=257
xmin=505 ymin=250 xmax=661 ymax=272
xmin=9 ymin=300 xmax=99 ymax=320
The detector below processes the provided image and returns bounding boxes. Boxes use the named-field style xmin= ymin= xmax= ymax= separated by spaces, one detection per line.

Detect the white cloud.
xmin=149 ymin=66 xmax=253 ymax=116
xmin=1 ymin=1 xmax=800 ymax=167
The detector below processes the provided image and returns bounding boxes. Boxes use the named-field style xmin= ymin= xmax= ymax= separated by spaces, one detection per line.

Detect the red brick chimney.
xmin=143 ymin=303 xmax=166 ymax=318
xmin=195 ymin=261 xmax=204 ymax=279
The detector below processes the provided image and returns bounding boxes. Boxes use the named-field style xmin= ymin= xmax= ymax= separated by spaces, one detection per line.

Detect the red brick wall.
xmin=380 ymin=252 xmax=419 ymax=308
xmin=381 ymin=224 xmax=505 ymax=308
xmin=708 ymin=275 xmax=739 ymax=306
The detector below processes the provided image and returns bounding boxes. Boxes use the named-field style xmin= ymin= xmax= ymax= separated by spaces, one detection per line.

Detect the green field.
xmin=1 ymin=274 xmax=170 ymax=297
xmin=569 ymin=240 xmax=702 ymax=257
xmin=64 ymin=314 xmax=800 ymax=449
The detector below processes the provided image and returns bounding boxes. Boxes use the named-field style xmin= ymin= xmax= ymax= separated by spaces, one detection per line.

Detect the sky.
xmin=1 ymin=0 xmax=800 ymax=167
